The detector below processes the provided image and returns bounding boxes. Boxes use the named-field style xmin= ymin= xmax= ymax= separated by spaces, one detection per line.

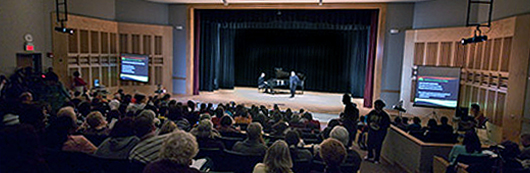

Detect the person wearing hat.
xmin=364 ymin=99 xmax=390 ymax=164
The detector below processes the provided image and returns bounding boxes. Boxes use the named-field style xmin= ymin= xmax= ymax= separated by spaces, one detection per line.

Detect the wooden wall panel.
xmin=68 ymin=30 xmax=78 ymax=53
xmin=495 ymin=93 xmax=505 ymax=126
xmin=439 ymin=42 xmax=452 ymax=66
xmin=90 ymin=31 xmax=99 ymax=54
xmin=486 ymin=90 xmax=496 ymax=122
xmin=474 ymin=42 xmax=483 ymax=69
xmin=500 ymin=37 xmax=512 ymax=72
xmin=414 ymin=43 xmax=425 ymax=65
xmin=80 ymin=30 xmax=89 ymax=54
xmin=454 ymin=43 xmax=466 ymax=67
xmin=491 ymin=38 xmax=502 ymax=71
xmin=482 ymin=40 xmax=491 ymax=70
xmin=425 ymin=42 xmax=438 ymax=65
xmin=101 ymin=32 xmax=109 ymax=54
xmin=467 ymin=44 xmax=475 ymax=69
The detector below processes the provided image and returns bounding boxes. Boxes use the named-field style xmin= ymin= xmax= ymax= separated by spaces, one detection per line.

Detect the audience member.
xmin=72 ymin=71 xmax=87 ymax=93
xmin=129 ymin=112 xmax=170 ymax=164
xmin=328 ymin=126 xmax=362 ymax=170
xmin=365 ymin=99 xmax=390 ymax=164
xmin=217 ymin=115 xmax=241 ymax=135
xmin=393 ymin=116 xmax=407 ymax=131
xmin=357 ymin=116 xmax=368 ymax=150
xmin=341 ymin=93 xmax=359 ymax=147
xmin=44 ymin=115 xmax=97 ymax=154
xmin=235 ymin=110 xmax=253 ymax=125
xmin=233 ymin=122 xmax=268 ymax=156
xmin=127 ymin=93 xmax=147 ymax=115
xmin=519 ymin=133 xmax=530 ymax=159
xmin=498 ymin=141 xmax=524 ymax=172
xmin=95 ymin=118 xmax=140 ymax=159
xmin=253 ymin=140 xmax=293 ymax=173
xmin=319 ymin=138 xmax=347 ymax=173
xmin=191 ymin=119 xmax=224 ymax=150
xmin=407 ymin=117 xmax=422 ymax=132
xmin=422 ymin=118 xmax=438 ymax=133
xmin=470 ymin=103 xmax=487 ymax=128
xmin=438 ymin=117 xmax=454 ymax=134
xmin=285 ymin=130 xmax=312 ymax=161
xmin=143 ymin=130 xmax=201 ymax=173
xmin=159 ymin=120 xmax=178 ymax=135
xmin=448 ymin=130 xmax=486 ymax=164
xmin=302 ymin=112 xmax=320 ymax=131
xmin=320 ymin=119 xmax=340 ymax=141
xmin=79 ymin=111 xmax=110 ymax=145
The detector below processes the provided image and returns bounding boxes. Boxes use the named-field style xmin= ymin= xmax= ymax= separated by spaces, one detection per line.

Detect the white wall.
xmin=168 ymin=5 xmax=188 ymax=95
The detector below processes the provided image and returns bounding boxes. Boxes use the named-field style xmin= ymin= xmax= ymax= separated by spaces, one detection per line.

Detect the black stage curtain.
xmin=197 ymin=10 xmax=375 ymax=97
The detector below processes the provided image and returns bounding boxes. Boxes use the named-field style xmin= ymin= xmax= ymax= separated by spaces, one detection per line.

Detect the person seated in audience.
xmin=0 ymin=124 xmax=50 ymax=173
xmin=422 ymin=118 xmax=438 ymax=133
xmin=211 ymin=107 xmax=224 ymax=127
xmin=78 ymin=111 xmax=110 ymax=146
xmin=302 ymin=112 xmax=320 ymax=132
xmin=95 ymin=118 xmax=140 ymax=159
xmin=470 ymin=103 xmax=487 ymax=128
xmin=143 ymin=130 xmax=201 ymax=173
xmin=217 ymin=115 xmax=241 ymax=135
xmin=407 ymin=117 xmax=422 ymax=133
xmin=438 ymin=116 xmax=454 ymax=134
xmin=129 ymin=110 xmax=171 ymax=164
xmin=109 ymin=94 xmax=121 ymax=111
xmin=159 ymin=120 xmax=177 ymax=135
xmin=234 ymin=110 xmax=253 ymax=125
xmin=253 ymin=140 xmax=293 ymax=173
xmin=393 ymin=116 xmax=407 ymax=131
xmin=448 ymin=130 xmax=487 ymax=164
xmin=319 ymin=138 xmax=347 ymax=173
xmin=402 ymin=117 xmax=410 ymax=127
xmin=44 ymin=109 xmax=97 ymax=154
xmin=319 ymin=119 xmax=340 ymax=141
xmin=185 ymin=100 xmax=200 ymax=125
xmin=357 ymin=116 xmax=368 ymax=150
xmin=233 ymin=122 xmax=268 ymax=156
xmin=285 ymin=130 xmax=312 ymax=161
xmin=520 ymin=134 xmax=530 ymax=159
xmin=328 ymin=126 xmax=362 ymax=169
xmin=498 ymin=141 xmax=524 ymax=172
xmin=191 ymin=119 xmax=224 ymax=150
xmin=127 ymin=93 xmax=147 ymax=115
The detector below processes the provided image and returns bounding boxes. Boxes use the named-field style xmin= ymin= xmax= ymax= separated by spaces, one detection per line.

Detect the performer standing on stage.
xmin=365 ymin=99 xmax=390 ymax=164
xmin=289 ymin=71 xmax=300 ymax=98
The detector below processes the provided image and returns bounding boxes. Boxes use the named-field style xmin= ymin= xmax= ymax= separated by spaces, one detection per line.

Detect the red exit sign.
xmin=24 ymin=43 xmax=34 ymax=52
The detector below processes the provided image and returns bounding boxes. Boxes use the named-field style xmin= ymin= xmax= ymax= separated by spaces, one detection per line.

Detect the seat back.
xmin=219 ymin=136 xmax=244 ymax=150
xmin=97 ymin=157 xmax=133 ymax=173
xmin=217 ymin=150 xmax=263 ymax=173
xmin=293 ymin=159 xmax=311 ymax=173
xmin=44 ymin=149 xmax=99 ymax=173
xmin=455 ymin=155 xmax=492 ymax=173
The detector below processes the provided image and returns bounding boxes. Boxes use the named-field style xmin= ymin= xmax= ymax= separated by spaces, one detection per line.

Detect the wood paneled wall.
xmin=52 ymin=14 xmax=173 ymax=95
xmin=401 ymin=15 xmax=530 ymax=142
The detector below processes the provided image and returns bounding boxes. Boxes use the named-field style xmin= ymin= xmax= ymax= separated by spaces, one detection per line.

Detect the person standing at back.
xmin=289 ymin=71 xmax=300 ymax=98
xmin=364 ymin=99 xmax=390 ymax=164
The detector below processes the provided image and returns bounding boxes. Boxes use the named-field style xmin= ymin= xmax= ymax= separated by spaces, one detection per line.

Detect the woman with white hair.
xmin=143 ymin=130 xmax=201 ymax=173
xmin=190 ymin=119 xmax=224 ymax=149
xmin=253 ymin=140 xmax=293 ymax=173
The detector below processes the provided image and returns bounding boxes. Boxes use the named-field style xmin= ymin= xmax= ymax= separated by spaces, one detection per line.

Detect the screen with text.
xmin=413 ymin=66 xmax=461 ymax=109
xmin=120 ymin=54 xmax=149 ymax=83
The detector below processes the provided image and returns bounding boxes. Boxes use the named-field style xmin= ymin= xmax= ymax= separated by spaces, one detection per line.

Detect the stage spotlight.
xmin=461 ymin=35 xmax=487 ymax=45
xmin=55 ymin=27 xmax=74 ymax=35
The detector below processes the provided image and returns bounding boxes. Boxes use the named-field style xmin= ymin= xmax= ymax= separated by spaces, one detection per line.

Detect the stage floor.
xmin=174 ymin=87 xmax=369 ymax=123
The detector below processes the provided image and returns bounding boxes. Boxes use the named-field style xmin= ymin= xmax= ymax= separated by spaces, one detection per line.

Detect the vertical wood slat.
xmin=439 ymin=42 xmax=452 ymax=66
xmin=496 ymin=92 xmax=505 ymax=126
xmin=414 ymin=43 xmax=425 ymax=66
xmin=486 ymin=90 xmax=496 ymax=122
xmin=454 ymin=42 xmax=467 ymax=67
xmin=483 ymin=40 xmax=492 ymax=70
xmin=491 ymin=38 xmax=502 ymax=71
xmin=80 ymin=30 xmax=89 ymax=53
xmin=425 ymin=42 xmax=438 ymax=66
xmin=500 ymin=37 xmax=512 ymax=72
xmin=474 ymin=42 xmax=483 ymax=69
xmin=467 ymin=44 xmax=475 ymax=69
xmin=68 ymin=29 xmax=78 ymax=53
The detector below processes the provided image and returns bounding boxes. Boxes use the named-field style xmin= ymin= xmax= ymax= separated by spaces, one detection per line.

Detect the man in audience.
xmin=470 ymin=104 xmax=487 ymax=128
xmin=365 ymin=99 xmax=390 ymax=164
xmin=438 ymin=116 xmax=454 ymax=134
xmin=143 ymin=130 xmax=201 ymax=173
xmin=79 ymin=111 xmax=110 ymax=146
xmin=407 ymin=117 xmax=422 ymax=132
xmin=191 ymin=119 xmax=224 ymax=150
xmin=233 ymin=122 xmax=268 ymax=155
xmin=329 ymin=126 xmax=362 ymax=170
xmin=129 ymin=110 xmax=170 ymax=164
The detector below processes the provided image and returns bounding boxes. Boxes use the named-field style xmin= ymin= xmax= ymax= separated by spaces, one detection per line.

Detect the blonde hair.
xmin=159 ymin=121 xmax=177 ymax=135
xmin=159 ymin=130 xmax=199 ymax=165
xmin=86 ymin=111 xmax=105 ymax=128
xmin=264 ymin=140 xmax=292 ymax=173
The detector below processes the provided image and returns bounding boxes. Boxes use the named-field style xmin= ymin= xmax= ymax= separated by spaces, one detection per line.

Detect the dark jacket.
xmin=366 ymin=110 xmax=391 ymax=132
xmin=94 ymin=136 xmax=140 ymax=159
xmin=232 ymin=139 xmax=267 ymax=156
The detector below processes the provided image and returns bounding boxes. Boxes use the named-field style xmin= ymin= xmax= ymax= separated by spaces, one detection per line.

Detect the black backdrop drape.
xmin=197 ymin=10 xmax=376 ymax=97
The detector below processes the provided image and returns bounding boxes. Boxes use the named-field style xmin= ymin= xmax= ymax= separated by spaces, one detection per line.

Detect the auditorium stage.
xmin=174 ymin=87 xmax=370 ymax=123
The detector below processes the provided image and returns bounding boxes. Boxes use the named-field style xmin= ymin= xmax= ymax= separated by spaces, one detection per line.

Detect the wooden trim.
xmin=173 ymin=76 xmax=186 ymax=80
xmin=390 ymin=125 xmax=455 ymax=147
xmin=381 ymin=89 xmax=400 ymax=94
xmin=186 ymin=3 xmax=387 ymax=97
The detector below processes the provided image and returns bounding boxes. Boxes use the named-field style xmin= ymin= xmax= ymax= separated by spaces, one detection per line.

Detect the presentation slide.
xmin=413 ymin=66 xmax=461 ymax=109
xmin=120 ymin=54 xmax=149 ymax=83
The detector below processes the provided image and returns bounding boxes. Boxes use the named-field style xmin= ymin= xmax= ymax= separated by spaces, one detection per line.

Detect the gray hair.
xmin=330 ymin=126 xmax=349 ymax=147
xmin=159 ymin=130 xmax=199 ymax=165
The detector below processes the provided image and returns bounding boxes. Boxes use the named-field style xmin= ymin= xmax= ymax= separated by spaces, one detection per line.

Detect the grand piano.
xmin=265 ymin=68 xmax=305 ymax=94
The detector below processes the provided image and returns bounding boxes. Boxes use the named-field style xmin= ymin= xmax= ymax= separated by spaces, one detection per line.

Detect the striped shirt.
xmin=129 ymin=133 xmax=170 ymax=164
